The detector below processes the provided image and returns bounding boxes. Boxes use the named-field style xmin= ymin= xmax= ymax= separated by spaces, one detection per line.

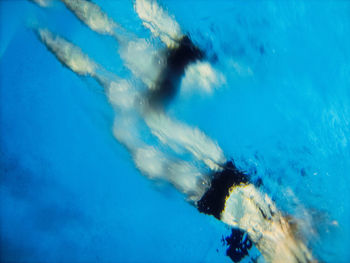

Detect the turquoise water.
xmin=1 ymin=1 xmax=350 ymax=262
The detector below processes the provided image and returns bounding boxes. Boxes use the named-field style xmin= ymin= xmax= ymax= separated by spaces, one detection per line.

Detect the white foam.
xmin=134 ymin=0 xmax=183 ymax=48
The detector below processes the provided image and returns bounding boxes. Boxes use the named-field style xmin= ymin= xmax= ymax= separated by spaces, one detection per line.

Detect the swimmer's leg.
xmin=134 ymin=0 xmax=184 ymax=48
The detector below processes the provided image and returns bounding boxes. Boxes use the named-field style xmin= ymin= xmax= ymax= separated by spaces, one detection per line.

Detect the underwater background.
xmin=1 ymin=1 xmax=350 ymax=262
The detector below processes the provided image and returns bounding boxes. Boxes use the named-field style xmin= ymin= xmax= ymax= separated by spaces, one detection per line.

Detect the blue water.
xmin=1 ymin=1 xmax=350 ymax=262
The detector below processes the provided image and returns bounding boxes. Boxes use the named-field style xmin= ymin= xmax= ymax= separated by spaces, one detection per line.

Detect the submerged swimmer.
xmin=32 ymin=0 xmax=316 ymax=262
